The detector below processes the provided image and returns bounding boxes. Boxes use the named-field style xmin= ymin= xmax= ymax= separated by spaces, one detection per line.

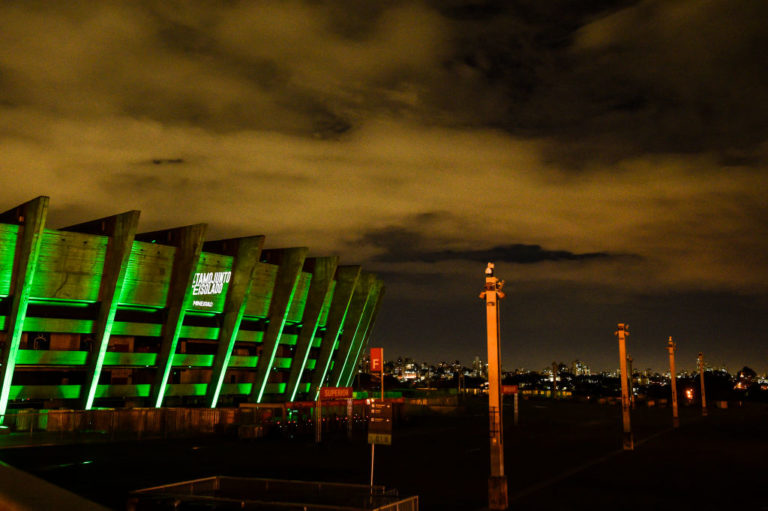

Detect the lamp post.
xmin=479 ymin=262 xmax=507 ymax=509
xmin=667 ymin=337 xmax=679 ymax=429
xmin=615 ymin=324 xmax=633 ymax=450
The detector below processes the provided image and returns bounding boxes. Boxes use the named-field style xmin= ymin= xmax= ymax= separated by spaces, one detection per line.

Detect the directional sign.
xmin=370 ymin=347 xmax=383 ymax=373
xmin=502 ymin=385 xmax=519 ymax=395
xmin=319 ymin=386 xmax=353 ymax=400
xmin=368 ymin=401 xmax=392 ymax=445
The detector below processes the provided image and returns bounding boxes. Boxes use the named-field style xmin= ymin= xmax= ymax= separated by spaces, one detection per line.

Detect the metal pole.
xmin=615 ymin=324 xmax=634 ymax=450
xmin=370 ymin=443 xmax=375 ymax=490
xmin=667 ymin=337 xmax=679 ymax=429
xmin=479 ymin=262 xmax=507 ymax=509
xmin=699 ymin=352 xmax=708 ymax=416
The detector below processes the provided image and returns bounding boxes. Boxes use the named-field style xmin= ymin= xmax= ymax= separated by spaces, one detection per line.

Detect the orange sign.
xmin=319 ymin=386 xmax=353 ymax=399
xmin=502 ymin=385 xmax=519 ymax=395
xmin=370 ymin=347 xmax=384 ymax=373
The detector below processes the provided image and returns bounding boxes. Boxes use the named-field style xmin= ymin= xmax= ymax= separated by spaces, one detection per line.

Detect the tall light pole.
xmin=698 ymin=352 xmax=708 ymax=416
xmin=480 ymin=262 xmax=507 ymax=509
xmin=615 ymin=323 xmax=633 ymax=450
xmin=667 ymin=337 xmax=679 ymax=429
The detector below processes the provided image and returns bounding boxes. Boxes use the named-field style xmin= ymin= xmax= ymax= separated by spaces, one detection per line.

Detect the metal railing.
xmin=128 ymin=476 xmax=418 ymax=511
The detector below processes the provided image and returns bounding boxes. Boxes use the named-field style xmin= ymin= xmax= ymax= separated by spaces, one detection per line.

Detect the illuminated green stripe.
xmin=206 ymin=236 xmax=264 ymax=408
xmin=236 ymin=330 xmax=265 ymax=343
xmin=310 ymin=266 xmax=360 ymax=398
xmin=148 ymin=224 xmax=207 ymax=408
xmin=8 ymin=351 xmax=293 ymax=370
xmin=0 ymin=224 xmax=19 ymax=297
xmin=0 ymin=196 xmax=48 ymax=421
xmin=7 ymin=381 xmax=291 ymax=400
xmin=287 ymin=257 xmax=337 ymax=402
xmin=229 ymin=355 xmax=258 ymax=367
xmin=172 ymin=354 xmax=214 ymax=367
xmin=16 ymin=350 xmax=87 ymax=365
xmin=21 ymin=317 xmax=95 ymax=333
xmin=251 ymin=248 xmax=308 ymax=403
xmin=331 ymin=273 xmax=375 ymax=387
xmin=342 ymin=282 xmax=384 ymax=387
xmin=75 ymin=211 xmax=140 ymax=410
xmin=105 ymin=352 xmax=157 ymax=366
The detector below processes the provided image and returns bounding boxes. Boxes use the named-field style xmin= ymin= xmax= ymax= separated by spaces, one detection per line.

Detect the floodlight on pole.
xmin=667 ymin=337 xmax=679 ymax=429
xmin=479 ymin=262 xmax=508 ymax=509
xmin=615 ymin=323 xmax=634 ymax=450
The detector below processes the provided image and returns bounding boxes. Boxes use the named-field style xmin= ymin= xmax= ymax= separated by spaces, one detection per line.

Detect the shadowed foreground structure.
xmin=1 ymin=398 xmax=766 ymax=510
xmin=0 ymin=196 xmax=383 ymax=416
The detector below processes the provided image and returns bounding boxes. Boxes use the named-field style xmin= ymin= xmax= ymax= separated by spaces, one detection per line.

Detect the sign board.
xmin=370 ymin=347 xmax=383 ymax=373
xmin=190 ymin=270 xmax=231 ymax=308
xmin=319 ymin=386 xmax=353 ymax=400
xmin=502 ymin=385 xmax=519 ymax=395
xmin=368 ymin=401 xmax=392 ymax=445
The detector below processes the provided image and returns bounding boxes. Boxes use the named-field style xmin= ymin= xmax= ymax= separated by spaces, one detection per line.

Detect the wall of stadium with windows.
xmin=0 ymin=196 xmax=384 ymax=415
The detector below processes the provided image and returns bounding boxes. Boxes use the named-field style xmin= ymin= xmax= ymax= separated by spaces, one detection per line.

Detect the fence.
xmin=128 ymin=475 xmax=419 ymax=511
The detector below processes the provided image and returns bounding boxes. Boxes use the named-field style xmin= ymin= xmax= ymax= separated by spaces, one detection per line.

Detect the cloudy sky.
xmin=1 ymin=0 xmax=767 ymax=373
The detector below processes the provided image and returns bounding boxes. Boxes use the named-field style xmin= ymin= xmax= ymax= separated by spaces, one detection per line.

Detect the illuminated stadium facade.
xmin=0 ymin=196 xmax=384 ymax=416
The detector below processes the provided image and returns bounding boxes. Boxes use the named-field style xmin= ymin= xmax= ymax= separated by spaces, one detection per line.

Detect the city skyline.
xmin=1 ymin=2 xmax=767 ymax=373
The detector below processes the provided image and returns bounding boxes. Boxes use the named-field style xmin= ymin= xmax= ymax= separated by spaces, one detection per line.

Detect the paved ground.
xmin=0 ymin=398 xmax=766 ymax=510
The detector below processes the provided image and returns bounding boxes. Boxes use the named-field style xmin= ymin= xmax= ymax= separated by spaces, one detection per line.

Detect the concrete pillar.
xmin=140 ymin=224 xmax=207 ymax=408
xmin=250 ymin=247 xmax=308 ymax=403
xmin=205 ymin=236 xmax=264 ymax=408
xmin=329 ymin=273 xmax=375 ymax=387
xmin=0 ymin=197 xmax=49 ymax=419
xmin=64 ymin=211 xmax=141 ymax=410
xmin=285 ymin=257 xmax=339 ymax=402
xmin=341 ymin=279 xmax=384 ymax=388
xmin=310 ymin=266 xmax=360 ymax=398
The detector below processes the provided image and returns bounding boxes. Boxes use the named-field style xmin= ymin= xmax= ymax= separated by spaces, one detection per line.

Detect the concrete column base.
xmin=488 ymin=475 xmax=508 ymax=510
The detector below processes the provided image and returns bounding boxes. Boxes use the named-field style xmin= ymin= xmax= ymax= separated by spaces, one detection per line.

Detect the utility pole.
xmin=479 ymin=262 xmax=507 ymax=509
xmin=667 ymin=337 xmax=679 ymax=429
xmin=615 ymin=324 xmax=633 ymax=450
xmin=698 ymin=352 xmax=708 ymax=416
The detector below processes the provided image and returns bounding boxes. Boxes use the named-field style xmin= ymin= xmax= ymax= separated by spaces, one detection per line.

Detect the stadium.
xmin=0 ymin=196 xmax=384 ymax=416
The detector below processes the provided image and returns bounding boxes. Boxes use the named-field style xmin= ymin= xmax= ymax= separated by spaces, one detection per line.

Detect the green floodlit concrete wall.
xmin=0 ymin=197 xmax=384 ymax=415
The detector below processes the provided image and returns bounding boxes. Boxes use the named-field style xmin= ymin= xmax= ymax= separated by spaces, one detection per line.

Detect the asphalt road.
xmin=1 ymin=398 xmax=766 ymax=510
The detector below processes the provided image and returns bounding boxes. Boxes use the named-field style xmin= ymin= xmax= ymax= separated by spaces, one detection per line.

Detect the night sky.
xmin=1 ymin=1 xmax=767 ymax=374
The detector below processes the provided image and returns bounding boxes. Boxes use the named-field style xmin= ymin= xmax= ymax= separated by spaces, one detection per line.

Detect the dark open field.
xmin=1 ymin=398 xmax=766 ymax=510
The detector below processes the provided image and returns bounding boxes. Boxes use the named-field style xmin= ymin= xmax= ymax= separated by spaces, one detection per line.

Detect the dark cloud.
xmin=357 ymin=225 xmax=614 ymax=264
xmin=0 ymin=1 xmax=766 ymax=371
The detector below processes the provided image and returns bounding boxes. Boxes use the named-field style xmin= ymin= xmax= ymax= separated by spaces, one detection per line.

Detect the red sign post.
xmin=370 ymin=347 xmax=384 ymax=400
xmin=370 ymin=348 xmax=383 ymax=373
